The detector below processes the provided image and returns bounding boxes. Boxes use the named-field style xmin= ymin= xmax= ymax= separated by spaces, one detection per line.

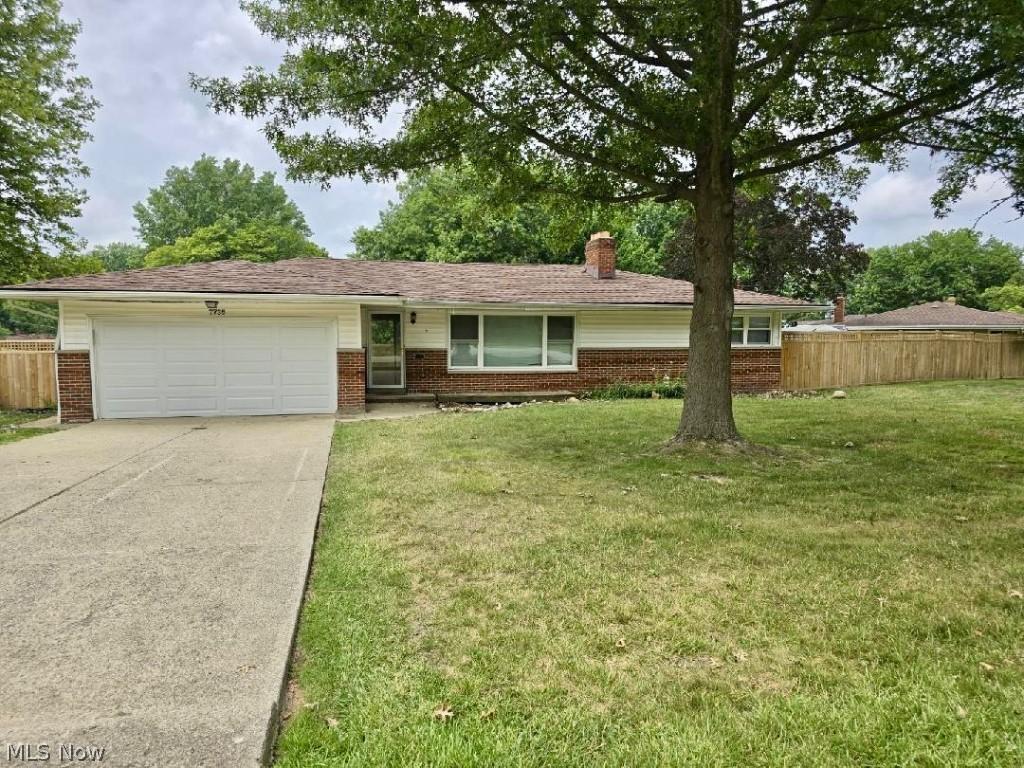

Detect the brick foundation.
xmin=403 ymin=347 xmax=781 ymax=395
xmin=56 ymin=350 xmax=94 ymax=423
xmin=337 ymin=348 xmax=367 ymax=411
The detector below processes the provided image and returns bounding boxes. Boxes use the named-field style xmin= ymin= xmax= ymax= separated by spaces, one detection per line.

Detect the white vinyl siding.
xmin=576 ymin=309 xmax=690 ymax=348
xmin=404 ymin=307 xmax=447 ymax=349
xmin=336 ymin=304 xmax=362 ymax=349
xmin=58 ymin=299 xmax=358 ymax=350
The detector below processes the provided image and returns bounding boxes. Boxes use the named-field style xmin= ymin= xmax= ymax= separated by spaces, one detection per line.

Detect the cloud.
xmin=849 ymin=151 xmax=1023 ymax=247
xmin=64 ymin=0 xmax=396 ymax=255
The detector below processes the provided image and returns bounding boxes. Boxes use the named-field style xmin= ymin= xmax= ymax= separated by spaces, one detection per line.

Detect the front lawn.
xmin=0 ymin=409 xmax=55 ymax=445
xmin=279 ymin=381 xmax=1024 ymax=767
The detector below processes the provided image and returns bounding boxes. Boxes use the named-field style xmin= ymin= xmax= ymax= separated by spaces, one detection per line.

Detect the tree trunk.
xmin=675 ymin=147 xmax=740 ymax=443
xmin=674 ymin=0 xmax=741 ymax=444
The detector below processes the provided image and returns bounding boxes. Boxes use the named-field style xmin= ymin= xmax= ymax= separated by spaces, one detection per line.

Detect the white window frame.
xmin=447 ymin=311 xmax=578 ymax=372
xmin=731 ymin=314 xmax=774 ymax=347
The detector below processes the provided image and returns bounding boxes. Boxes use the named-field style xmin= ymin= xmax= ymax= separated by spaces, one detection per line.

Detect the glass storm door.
xmin=369 ymin=313 xmax=404 ymax=387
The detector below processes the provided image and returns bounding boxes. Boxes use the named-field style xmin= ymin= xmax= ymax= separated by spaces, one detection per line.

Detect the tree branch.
xmin=737 ymin=66 xmax=1006 ymax=166
xmin=736 ymin=79 xmax=1005 ymax=182
xmin=604 ymin=1 xmax=695 ymax=80
xmin=742 ymin=0 xmax=805 ymax=22
xmin=443 ymin=80 xmax=685 ymax=196
xmin=732 ymin=0 xmax=828 ymax=134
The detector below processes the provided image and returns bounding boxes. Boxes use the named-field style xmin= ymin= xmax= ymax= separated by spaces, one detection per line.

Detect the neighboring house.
xmin=0 ymin=233 xmax=820 ymax=423
xmin=789 ymin=295 xmax=1024 ymax=334
xmin=842 ymin=299 xmax=1024 ymax=332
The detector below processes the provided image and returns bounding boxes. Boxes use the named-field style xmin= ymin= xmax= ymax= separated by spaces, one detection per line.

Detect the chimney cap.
xmin=590 ymin=231 xmax=612 ymax=240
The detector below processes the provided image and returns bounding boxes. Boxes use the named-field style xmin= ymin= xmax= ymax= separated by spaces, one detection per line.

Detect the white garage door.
xmin=93 ymin=317 xmax=337 ymax=418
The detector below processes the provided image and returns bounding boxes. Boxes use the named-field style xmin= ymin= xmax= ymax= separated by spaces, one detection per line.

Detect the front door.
xmin=368 ymin=313 xmax=404 ymax=388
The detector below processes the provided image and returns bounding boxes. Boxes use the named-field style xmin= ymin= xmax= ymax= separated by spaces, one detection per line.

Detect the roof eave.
xmin=0 ymin=288 xmax=824 ymax=312
xmin=0 ymin=289 xmax=403 ymax=304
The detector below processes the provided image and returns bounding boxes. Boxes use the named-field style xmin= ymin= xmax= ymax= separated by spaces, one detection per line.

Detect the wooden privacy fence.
xmin=0 ymin=339 xmax=57 ymax=409
xmin=782 ymin=330 xmax=1024 ymax=390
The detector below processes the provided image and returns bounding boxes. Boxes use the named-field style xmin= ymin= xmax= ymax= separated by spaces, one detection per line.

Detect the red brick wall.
xmin=337 ymin=349 xmax=367 ymax=411
xmin=729 ymin=348 xmax=784 ymax=393
xmin=403 ymin=347 xmax=781 ymax=395
xmin=56 ymin=350 xmax=94 ymax=423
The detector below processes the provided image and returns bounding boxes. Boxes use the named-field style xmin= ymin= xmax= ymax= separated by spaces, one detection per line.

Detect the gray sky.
xmin=66 ymin=0 xmax=1024 ymax=256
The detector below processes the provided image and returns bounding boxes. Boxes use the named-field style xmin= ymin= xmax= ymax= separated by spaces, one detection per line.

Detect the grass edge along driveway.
xmin=278 ymin=381 xmax=1024 ymax=767
xmin=0 ymin=409 xmax=55 ymax=445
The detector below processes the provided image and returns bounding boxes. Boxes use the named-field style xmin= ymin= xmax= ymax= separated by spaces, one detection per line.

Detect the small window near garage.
xmin=732 ymin=315 xmax=773 ymax=346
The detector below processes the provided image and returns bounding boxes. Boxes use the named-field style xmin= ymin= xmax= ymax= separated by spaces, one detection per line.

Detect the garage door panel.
xmin=279 ymin=325 xmax=329 ymax=341
xmin=103 ymin=386 xmax=166 ymax=400
xmin=99 ymin=324 xmax=159 ymax=344
xmin=100 ymin=365 xmax=161 ymax=384
xmin=222 ymin=326 xmax=276 ymax=345
xmin=221 ymin=360 xmax=276 ymax=374
xmin=94 ymin=318 xmax=336 ymax=418
xmin=224 ymin=371 xmax=275 ymax=387
xmin=280 ymin=346 xmax=329 ymax=360
xmin=223 ymin=396 xmax=277 ymax=413
xmin=281 ymin=398 xmax=332 ymax=413
xmin=224 ymin=347 xmax=275 ymax=363
xmin=103 ymin=348 xmax=160 ymax=365
xmin=282 ymin=370 xmax=331 ymax=386
xmin=108 ymin=406 xmax=164 ymax=418
xmin=164 ymin=347 xmax=218 ymax=363
xmin=164 ymin=373 xmax=219 ymax=387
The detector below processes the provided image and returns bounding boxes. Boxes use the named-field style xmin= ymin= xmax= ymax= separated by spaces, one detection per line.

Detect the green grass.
xmin=277 ymin=381 xmax=1024 ymax=767
xmin=0 ymin=409 xmax=55 ymax=445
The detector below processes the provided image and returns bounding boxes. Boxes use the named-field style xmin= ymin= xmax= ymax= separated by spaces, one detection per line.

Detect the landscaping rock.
xmin=832 ymin=390 xmax=848 ymax=399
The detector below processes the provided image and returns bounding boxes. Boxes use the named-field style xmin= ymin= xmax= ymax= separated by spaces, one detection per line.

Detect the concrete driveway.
xmin=0 ymin=415 xmax=334 ymax=767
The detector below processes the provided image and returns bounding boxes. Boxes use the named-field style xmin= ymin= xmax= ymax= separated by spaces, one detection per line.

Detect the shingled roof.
xmin=845 ymin=301 xmax=1024 ymax=329
xmin=2 ymin=258 xmax=813 ymax=307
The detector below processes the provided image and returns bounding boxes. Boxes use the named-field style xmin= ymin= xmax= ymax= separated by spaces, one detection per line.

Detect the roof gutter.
xmin=0 ymin=289 xmax=404 ymax=304
xmin=405 ymin=299 xmax=828 ymax=311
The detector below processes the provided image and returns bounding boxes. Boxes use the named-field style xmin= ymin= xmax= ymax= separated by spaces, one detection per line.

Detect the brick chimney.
xmin=833 ymin=295 xmax=846 ymax=324
xmin=584 ymin=231 xmax=616 ymax=279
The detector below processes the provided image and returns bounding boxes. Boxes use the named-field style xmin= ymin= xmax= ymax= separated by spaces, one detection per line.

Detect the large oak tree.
xmin=196 ymin=0 xmax=1024 ymax=442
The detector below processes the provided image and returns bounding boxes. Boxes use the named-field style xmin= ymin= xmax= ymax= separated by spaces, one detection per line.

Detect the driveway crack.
xmin=0 ymin=427 xmax=199 ymax=528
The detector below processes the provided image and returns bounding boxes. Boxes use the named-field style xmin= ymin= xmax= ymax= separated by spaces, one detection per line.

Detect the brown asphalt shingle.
xmin=845 ymin=301 xmax=1024 ymax=328
xmin=3 ymin=258 xmax=812 ymax=307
